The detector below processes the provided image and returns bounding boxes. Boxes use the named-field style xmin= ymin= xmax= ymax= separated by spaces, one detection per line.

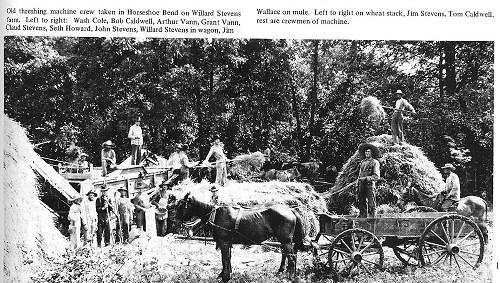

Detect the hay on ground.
xmin=327 ymin=134 xmax=444 ymax=214
xmin=228 ymin=151 xmax=266 ymax=180
xmin=3 ymin=116 xmax=67 ymax=282
xmin=172 ymin=179 xmax=328 ymax=238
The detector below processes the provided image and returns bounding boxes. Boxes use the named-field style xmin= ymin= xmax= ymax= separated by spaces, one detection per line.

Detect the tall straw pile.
xmin=3 ymin=116 xmax=67 ymax=282
xmin=228 ymin=151 xmax=266 ymax=180
xmin=359 ymin=96 xmax=387 ymax=127
xmin=173 ymin=179 xmax=328 ymax=238
xmin=327 ymin=134 xmax=445 ymax=214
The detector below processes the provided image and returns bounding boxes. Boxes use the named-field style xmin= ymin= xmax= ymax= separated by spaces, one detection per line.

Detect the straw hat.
xmin=80 ymin=153 xmax=89 ymax=158
xmin=101 ymin=140 xmax=115 ymax=148
xmin=69 ymin=195 xmax=83 ymax=203
xmin=395 ymin=90 xmax=404 ymax=95
xmin=441 ymin=163 xmax=456 ymax=171
xmin=358 ymin=143 xmax=381 ymax=159
xmin=117 ymin=187 xmax=128 ymax=192
xmin=209 ymin=186 xmax=219 ymax=192
xmin=86 ymin=189 xmax=98 ymax=197
xmin=100 ymin=186 xmax=109 ymax=192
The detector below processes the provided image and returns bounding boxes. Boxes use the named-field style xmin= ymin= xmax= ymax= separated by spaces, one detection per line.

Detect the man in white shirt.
xmin=128 ymin=117 xmax=144 ymax=165
xmin=391 ymin=90 xmax=416 ymax=143
xmin=167 ymin=144 xmax=192 ymax=185
xmin=440 ymin=163 xmax=461 ymax=211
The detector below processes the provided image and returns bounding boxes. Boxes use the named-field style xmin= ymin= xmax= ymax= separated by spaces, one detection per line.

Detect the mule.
xmin=176 ymin=193 xmax=308 ymax=283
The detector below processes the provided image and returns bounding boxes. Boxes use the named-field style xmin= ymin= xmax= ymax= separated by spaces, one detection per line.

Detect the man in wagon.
xmin=167 ymin=143 xmax=193 ymax=185
xmin=101 ymin=140 xmax=117 ymax=176
xmin=203 ymin=135 xmax=228 ymax=186
xmin=128 ymin=116 xmax=143 ymax=165
xmin=357 ymin=143 xmax=381 ymax=218
xmin=440 ymin=163 xmax=461 ymax=211
xmin=391 ymin=90 xmax=416 ymax=144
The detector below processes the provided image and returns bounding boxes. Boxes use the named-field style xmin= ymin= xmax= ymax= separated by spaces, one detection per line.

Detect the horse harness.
xmin=207 ymin=206 xmax=243 ymax=232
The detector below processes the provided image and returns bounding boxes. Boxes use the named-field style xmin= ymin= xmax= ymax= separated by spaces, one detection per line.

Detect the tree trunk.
xmin=305 ymin=40 xmax=319 ymax=160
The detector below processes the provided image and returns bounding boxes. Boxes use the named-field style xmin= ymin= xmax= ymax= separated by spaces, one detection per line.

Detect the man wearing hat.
xmin=101 ymin=140 xmax=117 ymax=176
xmin=167 ymin=144 xmax=193 ymax=185
xmin=128 ymin=116 xmax=144 ymax=165
xmin=116 ymin=187 xmax=133 ymax=243
xmin=152 ymin=182 xmax=171 ymax=236
xmin=78 ymin=153 xmax=91 ymax=173
xmin=357 ymin=143 xmax=381 ymax=217
xmin=96 ymin=187 xmax=114 ymax=247
xmin=131 ymin=181 xmax=152 ymax=232
xmin=391 ymin=90 xmax=416 ymax=144
xmin=68 ymin=195 xmax=83 ymax=250
xmin=440 ymin=163 xmax=461 ymax=211
xmin=203 ymin=135 xmax=228 ymax=186
xmin=81 ymin=189 xmax=98 ymax=246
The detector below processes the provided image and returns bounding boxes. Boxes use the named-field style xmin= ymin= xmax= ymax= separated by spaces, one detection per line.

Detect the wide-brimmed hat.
xmin=209 ymin=186 xmax=219 ymax=192
xmin=100 ymin=186 xmax=109 ymax=192
xmin=80 ymin=153 xmax=89 ymax=158
xmin=441 ymin=163 xmax=456 ymax=171
xmin=86 ymin=189 xmax=98 ymax=197
xmin=101 ymin=140 xmax=115 ymax=148
xmin=69 ymin=195 xmax=83 ymax=203
xmin=358 ymin=143 xmax=381 ymax=159
xmin=117 ymin=187 xmax=128 ymax=192
xmin=395 ymin=90 xmax=404 ymax=95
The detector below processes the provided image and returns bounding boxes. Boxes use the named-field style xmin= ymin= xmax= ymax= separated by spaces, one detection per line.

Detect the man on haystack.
xmin=357 ymin=143 xmax=381 ymax=217
xmin=440 ymin=163 xmax=461 ymax=211
xmin=391 ymin=90 xmax=416 ymax=144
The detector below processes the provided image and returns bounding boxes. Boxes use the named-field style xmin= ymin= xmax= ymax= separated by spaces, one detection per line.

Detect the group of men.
xmin=67 ymin=179 xmax=177 ymax=250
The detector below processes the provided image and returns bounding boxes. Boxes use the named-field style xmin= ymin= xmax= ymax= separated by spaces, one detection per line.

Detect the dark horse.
xmin=176 ymin=192 xmax=308 ymax=283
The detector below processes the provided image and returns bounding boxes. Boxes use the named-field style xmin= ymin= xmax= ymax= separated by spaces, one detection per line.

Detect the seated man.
xmin=440 ymin=163 xmax=460 ymax=211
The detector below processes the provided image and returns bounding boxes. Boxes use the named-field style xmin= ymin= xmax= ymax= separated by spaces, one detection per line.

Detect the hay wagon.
xmin=311 ymin=212 xmax=485 ymax=276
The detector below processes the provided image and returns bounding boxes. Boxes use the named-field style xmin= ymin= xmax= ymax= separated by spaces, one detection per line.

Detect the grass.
xmin=33 ymin=224 xmax=493 ymax=283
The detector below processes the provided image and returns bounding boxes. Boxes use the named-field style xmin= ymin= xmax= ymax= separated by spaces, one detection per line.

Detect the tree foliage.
xmin=4 ymin=37 xmax=493 ymax=198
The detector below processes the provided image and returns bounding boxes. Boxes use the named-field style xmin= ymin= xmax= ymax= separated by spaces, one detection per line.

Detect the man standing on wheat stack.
xmin=391 ymin=90 xmax=416 ymax=144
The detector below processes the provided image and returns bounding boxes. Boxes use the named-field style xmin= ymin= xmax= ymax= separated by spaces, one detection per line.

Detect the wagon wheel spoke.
xmin=454 ymin=221 xmax=466 ymax=243
xmin=323 ymin=234 xmax=334 ymax=243
xmin=317 ymin=250 xmax=329 ymax=257
xmin=358 ymin=262 xmax=373 ymax=276
xmin=433 ymin=252 xmax=448 ymax=265
xmin=459 ymin=250 xmax=481 ymax=257
xmin=361 ymin=257 xmax=381 ymax=267
xmin=456 ymin=230 xmax=476 ymax=246
xmin=424 ymin=240 xmax=446 ymax=249
xmin=453 ymin=255 xmax=464 ymax=275
xmin=361 ymin=251 xmax=382 ymax=257
xmin=458 ymin=241 xmax=480 ymax=249
xmin=360 ymin=238 xmax=375 ymax=253
xmin=429 ymin=229 xmax=448 ymax=245
xmin=330 ymin=256 xmax=351 ymax=264
xmin=330 ymin=247 xmax=351 ymax=257
xmin=450 ymin=219 xmax=455 ymax=243
xmin=357 ymin=233 xmax=365 ymax=251
xmin=440 ymin=222 xmax=451 ymax=243
xmin=455 ymin=252 xmax=476 ymax=269
xmin=340 ymin=239 xmax=353 ymax=253
xmin=351 ymin=233 xmax=357 ymax=251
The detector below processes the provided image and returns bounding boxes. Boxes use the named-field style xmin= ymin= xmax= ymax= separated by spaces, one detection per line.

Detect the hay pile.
xmin=359 ymin=96 xmax=387 ymax=127
xmin=328 ymin=134 xmax=445 ymax=214
xmin=3 ymin=116 xmax=67 ymax=282
xmin=173 ymin=179 xmax=328 ymax=238
xmin=228 ymin=151 xmax=266 ymax=180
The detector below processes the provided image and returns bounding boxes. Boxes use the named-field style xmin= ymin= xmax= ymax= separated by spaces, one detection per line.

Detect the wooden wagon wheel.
xmin=405 ymin=206 xmax=438 ymax=213
xmin=391 ymin=239 xmax=420 ymax=266
xmin=328 ymin=228 xmax=384 ymax=277
xmin=418 ymin=215 xmax=484 ymax=273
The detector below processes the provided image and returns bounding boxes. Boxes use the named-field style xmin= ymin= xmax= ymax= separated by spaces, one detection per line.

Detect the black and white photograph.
xmin=3 ymin=37 xmax=494 ymax=282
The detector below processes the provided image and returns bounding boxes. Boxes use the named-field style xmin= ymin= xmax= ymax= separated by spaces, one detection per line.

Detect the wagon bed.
xmin=312 ymin=211 xmax=485 ymax=277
